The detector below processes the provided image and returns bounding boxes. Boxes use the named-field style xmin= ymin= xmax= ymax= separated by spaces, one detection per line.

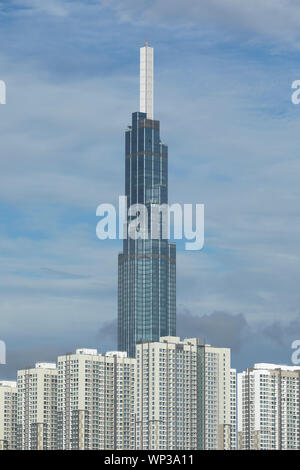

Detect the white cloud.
xmin=12 ymin=0 xmax=69 ymax=17
xmin=106 ymin=0 xmax=300 ymax=48
xmin=0 ymin=54 xmax=136 ymax=207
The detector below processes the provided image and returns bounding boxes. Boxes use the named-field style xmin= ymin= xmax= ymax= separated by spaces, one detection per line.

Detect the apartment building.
xmin=1 ymin=340 xmax=237 ymax=451
xmin=238 ymin=363 xmax=300 ymax=450
xmin=17 ymin=363 xmax=58 ymax=450
xmin=230 ymin=369 xmax=237 ymax=449
xmin=136 ymin=336 xmax=236 ymax=450
xmin=202 ymin=344 xmax=234 ymax=449
xmin=57 ymin=349 xmax=135 ymax=450
xmin=0 ymin=381 xmax=17 ymax=450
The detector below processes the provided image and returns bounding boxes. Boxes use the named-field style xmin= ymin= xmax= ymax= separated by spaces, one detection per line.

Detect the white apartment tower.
xmin=57 ymin=349 xmax=135 ymax=450
xmin=202 ymin=344 xmax=234 ymax=449
xmin=238 ymin=363 xmax=300 ymax=450
xmin=230 ymin=368 xmax=237 ymax=449
xmin=17 ymin=363 xmax=58 ymax=450
xmin=136 ymin=336 xmax=236 ymax=450
xmin=0 ymin=381 xmax=17 ymax=450
xmin=136 ymin=337 xmax=198 ymax=450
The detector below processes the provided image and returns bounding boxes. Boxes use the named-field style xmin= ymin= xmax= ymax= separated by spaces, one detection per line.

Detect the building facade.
xmin=238 ymin=363 xmax=300 ymax=450
xmin=230 ymin=368 xmax=237 ymax=450
xmin=201 ymin=344 xmax=235 ymax=450
xmin=0 ymin=381 xmax=17 ymax=450
xmin=136 ymin=336 xmax=199 ymax=450
xmin=57 ymin=349 xmax=135 ymax=450
xmin=17 ymin=363 xmax=58 ymax=450
xmin=135 ymin=336 xmax=236 ymax=450
xmin=118 ymin=42 xmax=176 ymax=358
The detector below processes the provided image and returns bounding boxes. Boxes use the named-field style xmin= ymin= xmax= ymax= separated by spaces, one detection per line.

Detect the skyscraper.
xmin=118 ymin=42 xmax=176 ymax=357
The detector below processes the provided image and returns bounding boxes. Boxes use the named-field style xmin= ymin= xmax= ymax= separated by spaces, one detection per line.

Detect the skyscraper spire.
xmin=140 ymin=39 xmax=154 ymax=119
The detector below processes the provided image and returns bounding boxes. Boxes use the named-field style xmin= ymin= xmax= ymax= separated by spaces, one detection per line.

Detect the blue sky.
xmin=1 ymin=0 xmax=300 ymax=377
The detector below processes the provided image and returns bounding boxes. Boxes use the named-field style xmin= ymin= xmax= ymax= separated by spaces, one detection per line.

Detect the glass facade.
xmin=118 ymin=112 xmax=176 ymax=357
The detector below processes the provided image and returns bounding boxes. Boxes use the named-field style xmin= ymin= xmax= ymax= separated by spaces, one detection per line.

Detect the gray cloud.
xmin=94 ymin=310 xmax=300 ymax=370
xmin=0 ymin=333 xmax=103 ymax=380
xmin=97 ymin=318 xmax=117 ymax=348
xmin=2 ymin=310 xmax=299 ymax=378
xmin=263 ymin=315 xmax=300 ymax=347
xmin=177 ymin=309 xmax=249 ymax=352
xmin=176 ymin=310 xmax=300 ymax=371
xmin=96 ymin=310 xmax=249 ymax=353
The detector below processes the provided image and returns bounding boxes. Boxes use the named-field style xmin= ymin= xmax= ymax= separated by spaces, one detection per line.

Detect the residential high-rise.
xmin=238 ymin=363 xmax=300 ymax=450
xmin=17 ymin=363 xmax=58 ymax=450
xmin=136 ymin=336 xmax=199 ymax=450
xmin=135 ymin=336 xmax=236 ymax=450
xmin=230 ymin=368 xmax=237 ymax=450
xmin=201 ymin=344 xmax=235 ymax=450
xmin=0 ymin=381 xmax=17 ymax=450
xmin=118 ymin=42 xmax=176 ymax=358
xmin=57 ymin=348 xmax=135 ymax=450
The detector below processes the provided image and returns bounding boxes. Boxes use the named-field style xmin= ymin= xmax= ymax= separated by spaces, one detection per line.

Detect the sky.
xmin=1 ymin=0 xmax=300 ymax=377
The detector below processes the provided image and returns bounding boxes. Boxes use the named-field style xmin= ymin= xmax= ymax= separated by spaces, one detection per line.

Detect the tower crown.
xmin=140 ymin=40 xmax=154 ymax=119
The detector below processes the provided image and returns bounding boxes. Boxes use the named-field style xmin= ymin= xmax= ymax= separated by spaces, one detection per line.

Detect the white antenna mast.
xmin=140 ymin=39 xmax=154 ymax=119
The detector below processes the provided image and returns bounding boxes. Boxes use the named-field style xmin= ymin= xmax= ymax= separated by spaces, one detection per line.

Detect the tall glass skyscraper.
xmin=118 ymin=42 xmax=176 ymax=357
